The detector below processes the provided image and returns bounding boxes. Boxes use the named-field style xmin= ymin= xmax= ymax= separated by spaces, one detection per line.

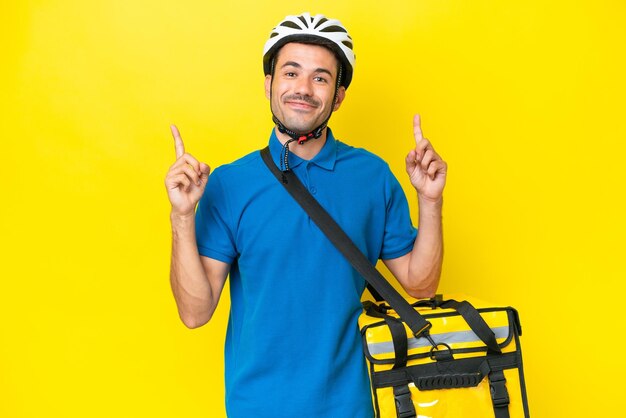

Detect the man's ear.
xmin=265 ymin=75 xmax=272 ymax=99
xmin=333 ymin=86 xmax=347 ymax=111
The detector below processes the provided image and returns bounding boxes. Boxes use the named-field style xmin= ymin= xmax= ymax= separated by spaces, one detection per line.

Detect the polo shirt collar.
xmin=268 ymin=127 xmax=338 ymax=171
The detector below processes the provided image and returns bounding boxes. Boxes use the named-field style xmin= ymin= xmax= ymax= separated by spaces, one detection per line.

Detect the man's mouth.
xmin=283 ymin=95 xmax=320 ymax=110
xmin=285 ymin=100 xmax=317 ymax=110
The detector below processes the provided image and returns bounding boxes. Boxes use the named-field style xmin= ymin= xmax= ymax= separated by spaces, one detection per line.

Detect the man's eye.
xmin=314 ymin=76 xmax=327 ymax=83
xmin=285 ymin=72 xmax=296 ymax=77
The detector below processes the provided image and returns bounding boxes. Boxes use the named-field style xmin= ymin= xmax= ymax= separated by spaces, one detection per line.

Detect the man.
xmin=165 ymin=12 xmax=446 ymax=418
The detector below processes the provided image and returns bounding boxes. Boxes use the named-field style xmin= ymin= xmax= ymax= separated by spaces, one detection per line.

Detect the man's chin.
xmin=281 ymin=121 xmax=319 ymax=136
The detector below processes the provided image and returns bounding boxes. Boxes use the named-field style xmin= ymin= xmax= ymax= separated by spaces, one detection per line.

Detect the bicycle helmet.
xmin=263 ymin=12 xmax=355 ymax=89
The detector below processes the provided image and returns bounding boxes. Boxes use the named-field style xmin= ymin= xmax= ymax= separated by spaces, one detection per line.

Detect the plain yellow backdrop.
xmin=1 ymin=0 xmax=624 ymax=417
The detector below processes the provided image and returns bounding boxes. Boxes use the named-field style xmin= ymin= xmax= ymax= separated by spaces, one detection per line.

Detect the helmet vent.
xmin=342 ymin=40 xmax=353 ymax=49
xmin=279 ymin=21 xmax=301 ymax=29
xmin=319 ymin=25 xmax=347 ymax=33
xmin=314 ymin=18 xmax=329 ymax=28
xmin=297 ymin=15 xmax=308 ymax=26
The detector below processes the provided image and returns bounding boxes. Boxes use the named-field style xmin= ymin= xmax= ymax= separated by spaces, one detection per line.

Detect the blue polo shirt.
xmin=195 ymin=128 xmax=417 ymax=418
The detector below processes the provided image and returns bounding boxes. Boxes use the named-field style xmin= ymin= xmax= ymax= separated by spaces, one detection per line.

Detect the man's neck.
xmin=274 ymin=126 xmax=328 ymax=161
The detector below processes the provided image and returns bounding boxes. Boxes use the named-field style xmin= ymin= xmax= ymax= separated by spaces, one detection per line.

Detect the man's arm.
xmin=166 ymin=125 xmax=229 ymax=328
xmin=383 ymin=197 xmax=442 ymax=298
xmin=170 ymin=213 xmax=229 ymax=328
xmin=383 ymin=115 xmax=447 ymax=299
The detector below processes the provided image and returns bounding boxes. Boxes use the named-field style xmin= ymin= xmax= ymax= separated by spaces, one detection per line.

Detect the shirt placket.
xmin=302 ymin=162 xmax=318 ymax=227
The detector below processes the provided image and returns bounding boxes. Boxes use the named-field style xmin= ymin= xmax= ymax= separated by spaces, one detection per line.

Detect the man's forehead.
xmin=274 ymin=42 xmax=339 ymax=71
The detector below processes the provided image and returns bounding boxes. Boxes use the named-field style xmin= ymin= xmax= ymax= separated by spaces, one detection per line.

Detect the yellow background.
xmin=1 ymin=0 xmax=624 ymax=417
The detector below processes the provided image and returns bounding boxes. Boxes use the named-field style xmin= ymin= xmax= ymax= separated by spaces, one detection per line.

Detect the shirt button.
xmin=310 ymin=186 xmax=317 ymax=194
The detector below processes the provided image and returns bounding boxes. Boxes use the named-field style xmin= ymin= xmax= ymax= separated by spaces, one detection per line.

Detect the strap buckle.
xmin=393 ymin=385 xmax=416 ymax=418
xmin=489 ymin=370 xmax=510 ymax=407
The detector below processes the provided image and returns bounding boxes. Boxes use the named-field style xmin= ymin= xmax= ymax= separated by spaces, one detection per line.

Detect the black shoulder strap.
xmin=260 ymin=147 xmax=433 ymax=340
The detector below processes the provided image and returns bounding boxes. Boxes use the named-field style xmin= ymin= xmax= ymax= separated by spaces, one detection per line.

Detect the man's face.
xmin=265 ymin=42 xmax=346 ymax=135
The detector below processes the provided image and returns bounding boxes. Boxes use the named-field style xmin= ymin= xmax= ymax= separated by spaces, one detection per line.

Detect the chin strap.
xmin=273 ymin=115 xmax=327 ymax=145
xmin=279 ymin=138 xmax=297 ymax=172
xmin=275 ymin=117 xmax=327 ymax=172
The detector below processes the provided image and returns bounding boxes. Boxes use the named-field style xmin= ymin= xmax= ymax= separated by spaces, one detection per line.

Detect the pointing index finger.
xmin=170 ymin=124 xmax=185 ymax=159
xmin=413 ymin=114 xmax=423 ymax=145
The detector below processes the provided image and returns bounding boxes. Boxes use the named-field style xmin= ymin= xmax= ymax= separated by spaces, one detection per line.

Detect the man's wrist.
xmin=417 ymin=195 xmax=443 ymax=211
xmin=170 ymin=210 xmax=196 ymax=227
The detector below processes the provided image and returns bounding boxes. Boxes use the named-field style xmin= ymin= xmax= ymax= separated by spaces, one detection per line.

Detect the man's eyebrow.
xmin=280 ymin=61 xmax=333 ymax=76
xmin=314 ymin=67 xmax=333 ymax=76
xmin=280 ymin=61 xmax=302 ymax=69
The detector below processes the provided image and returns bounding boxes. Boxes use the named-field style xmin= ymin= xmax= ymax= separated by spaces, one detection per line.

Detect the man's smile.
xmin=282 ymin=94 xmax=320 ymax=111
xmin=285 ymin=101 xmax=317 ymax=111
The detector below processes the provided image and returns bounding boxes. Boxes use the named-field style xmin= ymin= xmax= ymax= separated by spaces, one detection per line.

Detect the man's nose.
xmin=294 ymin=77 xmax=313 ymax=96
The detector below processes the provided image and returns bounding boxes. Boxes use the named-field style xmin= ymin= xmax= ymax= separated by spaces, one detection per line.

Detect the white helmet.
xmin=263 ymin=12 xmax=355 ymax=88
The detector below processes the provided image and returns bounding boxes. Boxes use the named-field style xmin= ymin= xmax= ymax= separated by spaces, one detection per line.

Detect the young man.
xmin=165 ymin=12 xmax=446 ymax=418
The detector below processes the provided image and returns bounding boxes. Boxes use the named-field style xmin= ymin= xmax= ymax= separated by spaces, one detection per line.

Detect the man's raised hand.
xmin=405 ymin=114 xmax=447 ymax=203
xmin=165 ymin=125 xmax=211 ymax=217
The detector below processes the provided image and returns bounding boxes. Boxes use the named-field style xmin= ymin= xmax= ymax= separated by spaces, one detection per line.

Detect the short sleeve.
xmin=194 ymin=170 xmax=237 ymax=264
xmin=380 ymin=170 xmax=418 ymax=260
